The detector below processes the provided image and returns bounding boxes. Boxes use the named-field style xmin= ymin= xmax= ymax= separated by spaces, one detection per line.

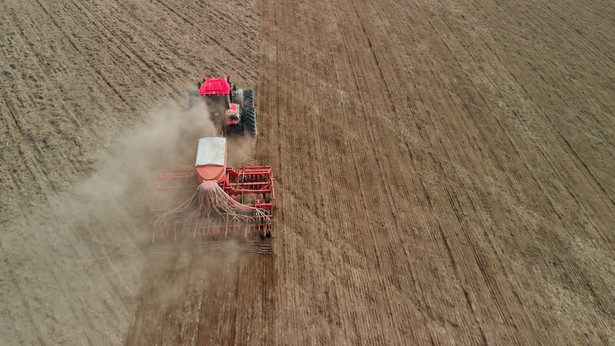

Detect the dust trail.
xmin=0 ymin=98 xmax=220 ymax=345
xmin=227 ymin=136 xmax=257 ymax=167
xmin=79 ymin=98 xmax=217 ymax=210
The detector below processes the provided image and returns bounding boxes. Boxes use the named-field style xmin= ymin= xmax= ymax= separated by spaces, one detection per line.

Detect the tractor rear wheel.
xmin=243 ymin=89 xmax=254 ymax=108
xmin=242 ymin=106 xmax=257 ymax=137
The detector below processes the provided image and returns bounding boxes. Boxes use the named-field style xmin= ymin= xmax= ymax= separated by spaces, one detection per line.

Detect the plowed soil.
xmin=1 ymin=0 xmax=613 ymax=345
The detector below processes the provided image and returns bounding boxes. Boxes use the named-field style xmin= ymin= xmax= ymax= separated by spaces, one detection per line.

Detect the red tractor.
xmin=149 ymin=76 xmax=273 ymax=254
xmin=190 ymin=76 xmax=257 ymax=138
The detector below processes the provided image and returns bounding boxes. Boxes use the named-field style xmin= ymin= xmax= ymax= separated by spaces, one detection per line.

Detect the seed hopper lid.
xmin=195 ymin=137 xmax=226 ymax=181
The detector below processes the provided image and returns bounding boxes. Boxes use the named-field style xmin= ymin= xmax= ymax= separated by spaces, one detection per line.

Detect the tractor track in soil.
xmin=0 ymin=0 xmax=613 ymax=345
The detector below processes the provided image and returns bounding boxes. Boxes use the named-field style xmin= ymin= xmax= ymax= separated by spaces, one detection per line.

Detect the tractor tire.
xmin=242 ymin=106 xmax=257 ymax=137
xmin=243 ymin=89 xmax=254 ymax=109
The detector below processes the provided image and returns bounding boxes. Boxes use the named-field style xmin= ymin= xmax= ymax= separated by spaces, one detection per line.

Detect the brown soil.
xmin=1 ymin=0 xmax=613 ymax=345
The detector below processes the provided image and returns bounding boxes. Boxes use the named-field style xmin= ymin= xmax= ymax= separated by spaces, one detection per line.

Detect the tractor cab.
xmin=191 ymin=75 xmax=256 ymax=138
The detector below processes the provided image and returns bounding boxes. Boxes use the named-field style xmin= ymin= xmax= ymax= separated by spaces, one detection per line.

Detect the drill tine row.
xmin=147 ymin=240 xmax=274 ymax=258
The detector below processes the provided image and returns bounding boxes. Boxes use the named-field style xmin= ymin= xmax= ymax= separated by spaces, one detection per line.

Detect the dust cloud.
xmin=227 ymin=136 xmax=257 ymax=167
xmin=32 ymin=98 xmax=222 ymax=248
xmin=0 ymin=98 xmax=232 ymax=345
xmin=75 ymin=95 xmax=258 ymax=228
xmin=1 ymin=96 xmax=259 ymax=344
xmin=79 ymin=99 xmax=217 ymax=208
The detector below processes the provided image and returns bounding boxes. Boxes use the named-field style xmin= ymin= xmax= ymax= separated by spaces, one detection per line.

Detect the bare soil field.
xmin=1 ymin=0 xmax=613 ymax=345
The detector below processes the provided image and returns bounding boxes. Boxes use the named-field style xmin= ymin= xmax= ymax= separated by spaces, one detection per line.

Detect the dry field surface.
xmin=0 ymin=0 xmax=613 ymax=345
